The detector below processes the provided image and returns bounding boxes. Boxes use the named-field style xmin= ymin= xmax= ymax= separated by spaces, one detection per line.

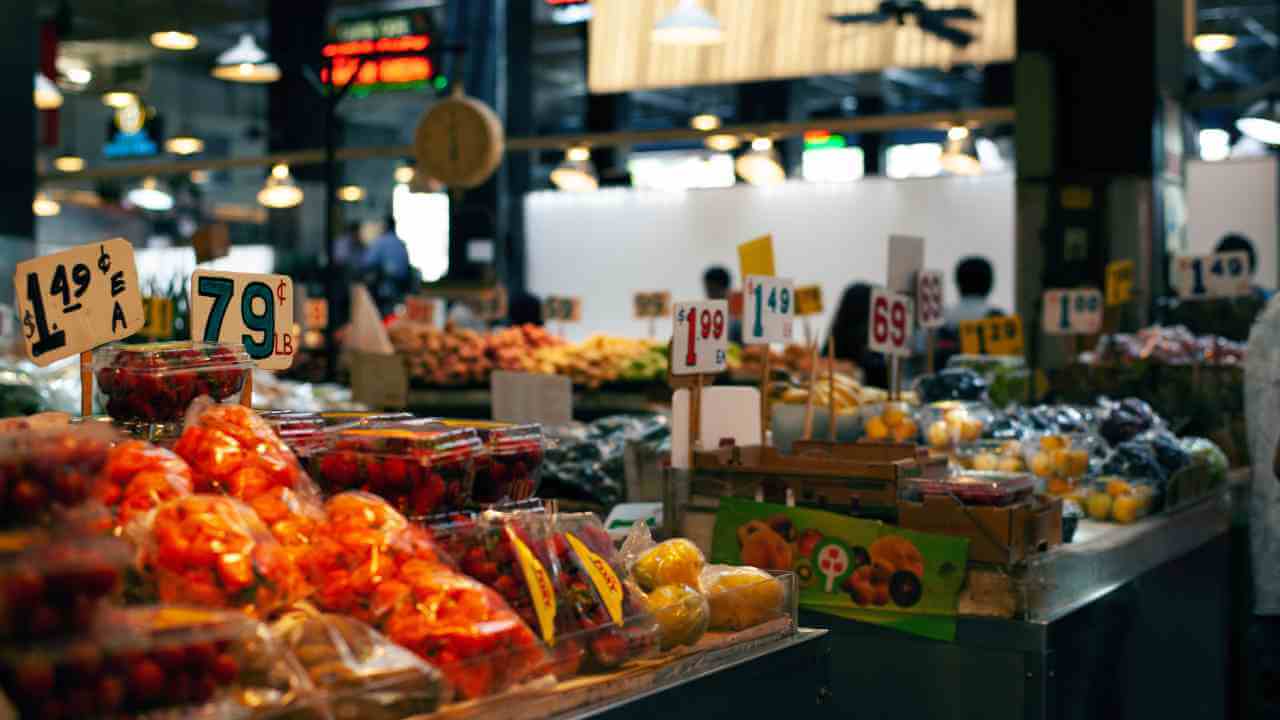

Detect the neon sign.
xmin=322 ymin=12 xmax=434 ymax=94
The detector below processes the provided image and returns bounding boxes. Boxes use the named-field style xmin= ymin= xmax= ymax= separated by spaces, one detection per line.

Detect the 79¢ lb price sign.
xmin=190 ymin=270 xmax=295 ymax=370
xmin=671 ymin=301 xmax=729 ymax=375
xmin=13 ymin=238 xmax=144 ymax=366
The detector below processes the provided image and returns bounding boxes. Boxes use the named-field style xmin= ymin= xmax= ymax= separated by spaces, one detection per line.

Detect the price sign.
xmin=916 ymin=270 xmax=944 ymax=329
xmin=794 ymin=285 xmax=823 ymax=315
xmin=737 ymin=234 xmax=775 ymax=277
xmin=190 ymin=270 xmax=295 ymax=370
xmin=469 ymin=285 xmax=508 ymax=321
xmin=140 ymin=297 xmax=175 ymax=340
xmin=634 ymin=291 xmax=671 ymax=319
xmin=868 ymin=289 xmax=914 ymax=357
xmin=887 ymin=235 xmax=924 ymax=294
xmin=1105 ymin=259 xmax=1134 ymax=306
xmin=742 ymin=275 xmax=795 ymax=345
xmin=405 ymin=296 xmax=435 ymax=324
xmin=542 ymin=296 xmax=582 ymax=323
xmin=1174 ymin=251 xmax=1250 ymax=299
xmin=959 ymin=315 xmax=1024 ymax=356
xmin=304 ymin=298 xmax=329 ymax=329
xmin=13 ymin=239 xmax=144 ymax=366
xmin=1042 ymin=288 xmax=1103 ymax=335
xmin=671 ymin=300 xmax=729 ymax=375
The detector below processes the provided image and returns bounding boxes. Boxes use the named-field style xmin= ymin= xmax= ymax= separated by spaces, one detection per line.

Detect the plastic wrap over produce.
xmin=1246 ymin=296 xmax=1280 ymax=614
xmin=541 ymin=415 xmax=670 ymax=506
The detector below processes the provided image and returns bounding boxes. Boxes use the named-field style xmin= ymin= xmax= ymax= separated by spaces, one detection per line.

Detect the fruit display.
xmin=259 ymin=411 xmax=333 ymax=459
xmin=93 ymin=342 xmax=252 ymax=424
xmin=526 ymin=335 xmax=668 ymax=388
xmin=311 ymin=426 xmax=481 ymax=516
xmin=1025 ymin=434 xmax=1094 ymax=496
xmin=983 ymin=404 xmax=1096 ymax=440
xmin=139 ymin=494 xmax=310 ymax=617
xmin=731 ymin=344 xmax=818 ymax=380
xmin=1083 ymin=477 xmax=1156 ymax=524
xmin=861 ymin=401 xmax=920 ymax=444
xmin=389 ymin=322 xmax=562 ymax=387
xmin=92 ymin=440 xmax=193 ymax=528
xmin=541 ymin=414 xmax=670 ymax=507
xmin=954 ymin=440 xmax=1026 ymax=473
xmin=901 ymin=471 xmax=1036 ymax=507
xmin=644 ymin=584 xmax=709 ymax=651
xmin=632 ymin=538 xmax=706 ymax=593
xmin=919 ymin=402 xmax=989 ymax=451
xmin=1086 ymin=325 xmax=1246 ymax=366
xmin=0 ymin=535 xmax=130 ymax=641
xmin=1098 ymin=397 xmax=1160 ymax=446
xmin=433 ymin=421 xmax=547 ymax=505
xmin=699 ymin=565 xmax=787 ymax=631
xmin=914 ymin=368 xmax=988 ymax=403
xmin=774 ymin=371 xmax=891 ymax=415
xmin=0 ymin=424 xmax=118 ymax=529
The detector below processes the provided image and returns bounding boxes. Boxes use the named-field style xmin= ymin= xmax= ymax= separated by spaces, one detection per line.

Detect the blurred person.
xmin=1217 ymin=233 xmax=1273 ymax=302
xmin=361 ymin=214 xmax=413 ymax=316
xmin=509 ymin=292 xmax=544 ymax=327
xmin=1159 ymin=233 xmax=1271 ymax=341
xmin=944 ymin=256 xmax=1001 ymax=329
xmin=825 ymin=283 xmax=888 ymax=388
xmin=328 ymin=221 xmax=362 ymax=326
xmin=703 ymin=265 xmax=742 ymax=343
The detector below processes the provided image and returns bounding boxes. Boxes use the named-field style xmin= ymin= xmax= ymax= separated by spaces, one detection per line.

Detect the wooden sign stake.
xmin=802 ymin=342 xmax=818 ymax=441
xmin=689 ymin=373 xmax=704 ymax=466
xmin=760 ymin=348 xmax=772 ymax=445
xmin=827 ymin=339 xmax=837 ymax=442
xmin=926 ymin=331 xmax=936 ymax=374
xmin=241 ymin=372 xmax=254 ymax=408
xmin=80 ymin=351 xmax=93 ymax=417
xmin=891 ymin=356 xmax=901 ymax=402
xmin=648 ymin=317 xmax=656 ymax=339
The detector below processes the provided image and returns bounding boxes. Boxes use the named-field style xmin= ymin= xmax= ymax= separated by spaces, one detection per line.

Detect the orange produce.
xmin=93 ymin=440 xmax=193 ymax=528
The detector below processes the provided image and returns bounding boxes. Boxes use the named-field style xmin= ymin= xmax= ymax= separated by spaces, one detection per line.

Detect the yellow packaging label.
xmin=565 ymin=532 xmax=624 ymax=625
xmin=738 ymin=234 xmax=776 ymax=278
xmin=507 ymin=527 xmax=557 ymax=645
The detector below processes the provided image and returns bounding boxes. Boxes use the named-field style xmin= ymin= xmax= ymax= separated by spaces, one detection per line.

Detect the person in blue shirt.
xmin=361 ymin=214 xmax=414 ymax=316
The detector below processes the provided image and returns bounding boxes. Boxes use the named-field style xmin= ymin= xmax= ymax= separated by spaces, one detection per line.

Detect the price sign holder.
xmin=916 ymin=270 xmax=944 ymax=373
xmin=670 ymin=300 xmax=729 ymax=463
xmin=190 ymin=270 xmax=297 ymax=407
xmin=542 ymin=296 xmax=581 ymax=337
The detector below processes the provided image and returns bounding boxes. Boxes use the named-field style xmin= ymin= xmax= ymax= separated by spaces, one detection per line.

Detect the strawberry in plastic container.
xmin=93 ymin=440 xmax=193 ymax=529
xmin=93 ymin=342 xmax=253 ymax=424
xmin=0 ymin=424 xmax=118 ymax=529
xmin=0 ymin=534 xmax=130 ymax=641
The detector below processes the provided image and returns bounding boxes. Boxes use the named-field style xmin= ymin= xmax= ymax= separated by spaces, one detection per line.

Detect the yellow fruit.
xmin=646 ymin=584 xmax=710 ymax=650
xmin=701 ymin=565 xmax=786 ymax=631
xmin=961 ymin=418 xmax=983 ymax=442
xmin=1040 ymin=435 xmax=1067 ymax=451
xmin=972 ymin=452 xmax=999 ymax=472
xmin=882 ymin=403 xmax=908 ymax=428
xmin=633 ymin=539 xmax=706 ymax=593
xmin=1050 ymin=449 xmax=1072 ymax=476
xmin=1111 ymin=494 xmax=1142 ymax=524
xmin=893 ymin=418 xmax=919 ymax=443
xmin=1000 ymin=440 xmax=1022 ymax=457
xmin=864 ymin=416 xmax=889 ymax=441
xmin=997 ymin=457 xmax=1024 ymax=473
xmin=1047 ymin=476 xmax=1073 ymax=495
xmin=1030 ymin=452 xmax=1053 ymax=477
xmin=1105 ymin=478 xmax=1133 ymax=498
xmin=1067 ymin=449 xmax=1090 ymax=477
xmin=1086 ymin=492 xmax=1113 ymax=521
xmin=927 ymin=421 xmax=951 ymax=448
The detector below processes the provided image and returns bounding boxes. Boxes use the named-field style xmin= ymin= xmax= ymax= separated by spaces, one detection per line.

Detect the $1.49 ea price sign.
xmin=671 ymin=301 xmax=729 ymax=375
xmin=190 ymin=271 xmax=295 ymax=370
xmin=742 ymin=275 xmax=794 ymax=345
xmin=868 ymin=288 xmax=914 ymax=357
xmin=14 ymin=238 xmax=144 ymax=366
xmin=1042 ymin=288 xmax=1102 ymax=335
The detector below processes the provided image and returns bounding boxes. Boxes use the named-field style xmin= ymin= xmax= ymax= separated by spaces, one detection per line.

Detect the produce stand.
xmin=804 ymin=473 xmax=1241 ymax=720
xmin=402 ymin=387 xmax=665 ymax=421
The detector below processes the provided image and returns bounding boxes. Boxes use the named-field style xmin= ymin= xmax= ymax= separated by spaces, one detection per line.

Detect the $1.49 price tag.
xmin=1042 ymin=288 xmax=1102 ymax=335
xmin=742 ymin=275 xmax=794 ymax=345
xmin=916 ymin=270 xmax=944 ymax=329
xmin=1174 ymin=251 xmax=1250 ymax=299
xmin=190 ymin=270 xmax=295 ymax=370
xmin=868 ymin=288 xmax=914 ymax=358
xmin=14 ymin=238 xmax=144 ymax=366
xmin=671 ymin=301 xmax=729 ymax=375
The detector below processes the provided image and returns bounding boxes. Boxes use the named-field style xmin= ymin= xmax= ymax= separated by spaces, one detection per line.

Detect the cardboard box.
xmin=349 ymin=351 xmax=409 ymax=409
xmin=897 ymin=494 xmax=1063 ymax=565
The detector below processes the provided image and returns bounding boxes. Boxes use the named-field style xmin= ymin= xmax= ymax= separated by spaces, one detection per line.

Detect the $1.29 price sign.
xmin=1174 ymin=251 xmax=1250 ymax=300
xmin=190 ymin=270 xmax=295 ymax=370
xmin=742 ymin=275 xmax=794 ymax=345
xmin=14 ymin=238 xmax=144 ymax=366
xmin=671 ymin=301 xmax=729 ymax=375
xmin=959 ymin=315 xmax=1024 ymax=356
xmin=868 ymin=288 xmax=914 ymax=358
xmin=1042 ymin=288 xmax=1102 ymax=335
xmin=916 ymin=270 xmax=944 ymax=329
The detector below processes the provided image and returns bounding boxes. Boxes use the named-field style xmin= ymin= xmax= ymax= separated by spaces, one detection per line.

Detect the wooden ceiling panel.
xmin=588 ymin=0 xmax=1015 ymax=92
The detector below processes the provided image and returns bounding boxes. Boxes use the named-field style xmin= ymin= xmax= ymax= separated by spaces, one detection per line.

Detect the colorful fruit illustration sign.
xmin=815 ymin=539 xmax=851 ymax=592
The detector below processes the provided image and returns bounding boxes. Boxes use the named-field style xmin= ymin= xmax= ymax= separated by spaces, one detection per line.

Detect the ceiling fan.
xmin=830 ymin=1 xmax=979 ymax=48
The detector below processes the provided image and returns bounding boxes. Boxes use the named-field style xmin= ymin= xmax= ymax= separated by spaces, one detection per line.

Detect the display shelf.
xmin=403 ymin=388 xmax=665 ymax=421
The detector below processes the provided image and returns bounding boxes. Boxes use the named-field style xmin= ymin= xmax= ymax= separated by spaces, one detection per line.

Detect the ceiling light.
xmin=736 ymin=138 xmax=785 ymax=186
xmin=1238 ymin=100 xmax=1280 ymax=145
xmin=56 ymin=57 xmax=92 ymax=88
xmin=102 ymin=90 xmax=138 ymax=109
xmin=1194 ymin=33 xmax=1237 ymax=53
xmin=690 ymin=113 xmax=721 ymax=131
xmin=550 ymin=147 xmax=599 ymax=191
xmin=212 ymin=34 xmax=281 ymax=84
xmin=151 ymin=30 xmax=199 ymax=51
xmin=34 ymin=73 xmax=62 ymax=110
xmin=258 ymin=164 xmax=303 ymax=208
xmin=947 ymin=125 xmax=970 ymax=141
xmin=126 ymin=177 xmax=174 ymax=212
xmin=32 ymin=192 xmax=60 ymax=217
xmin=941 ymin=133 xmax=982 ymax=176
xmin=338 ymin=185 xmax=365 ymax=202
xmin=165 ymin=133 xmax=204 ymax=156
xmin=53 ymin=153 xmax=85 ymax=173
xmin=394 ymin=164 xmax=416 ymax=184
xmin=1199 ymin=128 xmax=1232 ymax=162
xmin=653 ymin=0 xmax=724 ymax=46
xmin=190 ymin=169 xmax=210 ymax=184
xmin=705 ymin=133 xmax=741 ymax=152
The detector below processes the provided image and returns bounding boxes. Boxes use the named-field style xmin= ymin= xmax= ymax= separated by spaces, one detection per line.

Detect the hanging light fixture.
xmin=165 ymin=131 xmax=205 ymax=156
xmin=394 ymin=163 xmax=416 ymax=185
xmin=34 ymin=72 xmax=62 ymax=109
xmin=735 ymin=138 xmax=785 ymax=186
xmin=212 ymin=34 xmax=280 ymax=83
xmin=940 ymin=126 xmax=982 ymax=176
xmin=53 ymin=153 xmax=85 ymax=173
xmin=1237 ymin=99 xmax=1280 ymax=145
xmin=705 ymin=133 xmax=741 ymax=152
xmin=690 ymin=113 xmax=721 ymax=131
xmin=151 ymin=30 xmax=199 ymax=51
xmin=258 ymin=164 xmax=304 ymax=208
xmin=101 ymin=89 xmax=138 ymax=109
xmin=1193 ymin=33 xmax=1237 ymax=53
xmin=653 ymin=0 xmax=724 ymax=45
xmin=337 ymin=185 xmax=365 ymax=203
xmin=550 ymin=147 xmax=599 ymax=191
xmin=32 ymin=192 xmax=60 ymax=217
xmin=126 ymin=177 xmax=174 ymax=212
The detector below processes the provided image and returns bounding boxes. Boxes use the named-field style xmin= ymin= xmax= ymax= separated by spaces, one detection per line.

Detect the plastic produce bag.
xmin=644 ymin=584 xmax=709 ymax=650
xmin=92 ymin=439 xmax=193 ymax=529
xmin=0 ymin=534 xmax=130 ymax=641
xmin=699 ymin=565 xmax=787 ymax=631
xmin=138 ymin=494 xmax=310 ymax=618
xmin=914 ymin=368 xmax=988 ymax=403
xmin=631 ymin=538 xmax=706 ymax=593
xmin=1181 ymin=436 xmax=1229 ymax=485
xmin=0 ymin=424 xmax=119 ymax=529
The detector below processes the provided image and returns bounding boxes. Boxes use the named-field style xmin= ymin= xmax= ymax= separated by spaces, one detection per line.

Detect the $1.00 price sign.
xmin=868 ymin=288 xmax=914 ymax=358
xmin=1042 ymin=288 xmax=1102 ymax=335
xmin=1174 ymin=251 xmax=1250 ymax=299
xmin=14 ymin=238 xmax=144 ymax=366
xmin=671 ymin=301 xmax=729 ymax=375
xmin=742 ymin=275 xmax=794 ymax=345
xmin=916 ymin=270 xmax=944 ymax=329
xmin=190 ymin=270 xmax=295 ymax=370
xmin=959 ymin=315 xmax=1024 ymax=356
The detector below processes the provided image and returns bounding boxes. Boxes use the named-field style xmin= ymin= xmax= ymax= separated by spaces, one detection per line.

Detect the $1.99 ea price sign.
xmin=742 ymin=275 xmax=794 ymax=345
xmin=868 ymin=288 xmax=914 ymax=357
xmin=671 ymin=301 xmax=729 ymax=375
xmin=1042 ymin=288 xmax=1102 ymax=335
xmin=190 ymin=271 xmax=295 ymax=370
xmin=14 ymin=238 xmax=144 ymax=366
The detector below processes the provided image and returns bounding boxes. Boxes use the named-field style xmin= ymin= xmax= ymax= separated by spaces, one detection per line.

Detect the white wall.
xmin=1186 ymin=157 xmax=1278 ymax=289
xmin=525 ymin=173 xmax=1016 ymax=341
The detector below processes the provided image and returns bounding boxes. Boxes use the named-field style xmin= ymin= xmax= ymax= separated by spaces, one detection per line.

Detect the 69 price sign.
xmin=742 ymin=275 xmax=794 ymax=345
xmin=671 ymin=300 xmax=729 ymax=375
xmin=868 ymin=288 xmax=914 ymax=358
xmin=190 ymin=270 xmax=295 ymax=370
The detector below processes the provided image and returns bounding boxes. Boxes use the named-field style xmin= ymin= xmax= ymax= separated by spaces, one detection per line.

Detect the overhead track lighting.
xmin=33 ymin=192 xmax=61 ymax=217
xmin=653 ymin=0 xmax=724 ymax=46
xmin=52 ymin=153 xmax=85 ymax=173
xmin=941 ymin=126 xmax=982 ymax=176
xmin=212 ymin=34 xmax=280 ymax=83
xmin=735 ymin=137 xmax=785 ymax=186
xmin=690 ymin=113 xmax=721 ymax=131
xmin=126 ymin=177 xmax=175 ymax=212
xmin=151 ymin=30 xmax=199 ymax=51
xmin=704 ymin=133 xmax=741 ymax=152
xmin=550 ymin=147 xmax=599 ymax=191
xmin=1193 ymin=33 xmax=1237 ymax=53
xmin=258 ymin=164 xmax=303 ymax=208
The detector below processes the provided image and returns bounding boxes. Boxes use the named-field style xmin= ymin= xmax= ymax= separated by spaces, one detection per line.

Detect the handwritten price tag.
xmin=1105 ymin=259 xmax=1134 ymax=306
xmin=868 ymin=288 xmax=914 ymax=357
xmin=742 ymin=275 xmax=794 ymax=345
xmin=190 ymin=270 xmax=295 ymax=370
xmin=917 ymin=270 xmax=944 ymax=329
xmin=959 ymin=315 xmax=1024 ymax=356
xmin=794 ymin=285 xmax=823 ymax=315
xmin=14 ymin=238 xmax=144 ymax=366
xmin=634 ymin=291 xmax=671 ymax=319
xmin=1042 ymin=288 xmax=1102 ymax=335
xmin=1174 ymin=251 xmax=1250 ymax=299
xmin=542 ymin=296 xmax=581 ymax=323
xmin=671 ymin=301 xmax=729 ymax=375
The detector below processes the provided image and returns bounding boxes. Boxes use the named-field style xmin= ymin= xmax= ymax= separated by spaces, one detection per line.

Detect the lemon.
xmin=864 ymin=416 xmax=889 ymax=441
xmin=1086 ymin=491 xmax=1113 ymax=520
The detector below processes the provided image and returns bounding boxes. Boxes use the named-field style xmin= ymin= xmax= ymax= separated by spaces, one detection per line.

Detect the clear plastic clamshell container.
xmin=918 ymin=401 xmax=994 ymax=451
xmin=260 ymin=411 xmax=331 ymax=459
xmin=310 ymin=427 xmax=483 ymax=516
xmin=434 ymin=420 xmax=547 ymax=504
xmin=901 ymin=471 xmax=1037 ymax=507
xmin=0 ymin=534 xmax=131 ymax=641
xmin=93 ymin=341 xmax=253 ymax=424
xmin=0 ymin=424 xmax=119 ymax=529
xmin=1022 ymin=432 xmax=1097 ymax=496
xmin=953 ymin=439 xmax=1027 ymax=473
